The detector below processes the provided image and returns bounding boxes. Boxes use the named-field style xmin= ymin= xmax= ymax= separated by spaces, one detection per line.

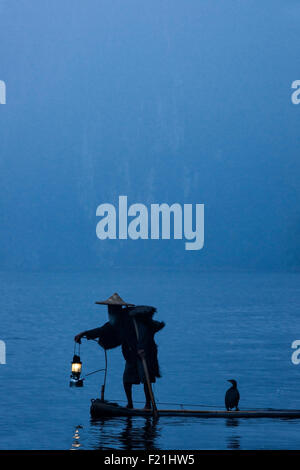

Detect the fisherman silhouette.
xmin=225 ymin=379 xmax=240 ymax=411
xmin=74 ymin=293 xmax=165 ymax=410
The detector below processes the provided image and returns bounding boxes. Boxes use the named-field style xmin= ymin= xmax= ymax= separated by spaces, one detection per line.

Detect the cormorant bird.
xmin=225 ymin=379 xmax=240 ymax=411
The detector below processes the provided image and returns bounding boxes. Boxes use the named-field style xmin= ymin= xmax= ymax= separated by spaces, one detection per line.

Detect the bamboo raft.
xmin=90 ymin=399 xmax=300 ymax=419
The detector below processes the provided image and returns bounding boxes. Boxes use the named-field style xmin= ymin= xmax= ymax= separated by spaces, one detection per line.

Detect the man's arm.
xmin=75 ymin=323 xmax=122 ymax=350
xmin=74 ymin=327 xmax=103 ymax=343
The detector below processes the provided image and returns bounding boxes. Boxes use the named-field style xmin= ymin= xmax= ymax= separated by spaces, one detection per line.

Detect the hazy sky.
xmin=0 ymin=0 xmax=299 ymax=270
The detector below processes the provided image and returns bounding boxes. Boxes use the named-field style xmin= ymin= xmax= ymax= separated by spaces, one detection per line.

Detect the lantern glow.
xmin=71 ymin=360 xmax=82 ymax=375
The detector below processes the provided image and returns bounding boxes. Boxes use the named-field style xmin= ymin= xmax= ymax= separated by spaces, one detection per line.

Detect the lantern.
xmin=70 ymin=354 xmax=84 ymax=387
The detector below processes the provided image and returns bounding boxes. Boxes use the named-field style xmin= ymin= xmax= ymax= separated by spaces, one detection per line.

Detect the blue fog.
xmin=0 ymin=0 xmax=300 ymax=269
xmin=0 ymin=0 xmax=300 ymax=450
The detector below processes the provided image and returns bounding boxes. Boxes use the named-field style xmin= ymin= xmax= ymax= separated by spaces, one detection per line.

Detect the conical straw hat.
xmin=95 ymin=292 xmax=135 ymax=307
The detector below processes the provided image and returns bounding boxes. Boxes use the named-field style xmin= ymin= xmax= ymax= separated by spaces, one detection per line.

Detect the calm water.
xmin=1 ymin=269 xmax=300 ymax=450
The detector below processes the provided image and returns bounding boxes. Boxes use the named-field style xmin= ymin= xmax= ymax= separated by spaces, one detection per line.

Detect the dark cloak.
xmin=83 ymin=306 xmax=165 ymax=384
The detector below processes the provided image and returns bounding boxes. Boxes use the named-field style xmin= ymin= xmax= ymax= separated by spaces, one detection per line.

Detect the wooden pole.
xmin=101 ymin=350 xmax=108 ymax=402
xmin=132 ymin=318 xmax=158 ymax=418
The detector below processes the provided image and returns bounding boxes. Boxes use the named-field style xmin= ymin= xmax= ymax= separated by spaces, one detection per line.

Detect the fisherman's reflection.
xmin=225 ymin=418 xmax=241 ymax=449
xmin=91 ymin=416 xmax=160 ymax=450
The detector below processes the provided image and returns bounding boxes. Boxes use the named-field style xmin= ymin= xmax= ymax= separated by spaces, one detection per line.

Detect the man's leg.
xmin=124 ymin=381 xmax=133 ymax=409
xmin=143 ymin=383 xmax=151 ymax=410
